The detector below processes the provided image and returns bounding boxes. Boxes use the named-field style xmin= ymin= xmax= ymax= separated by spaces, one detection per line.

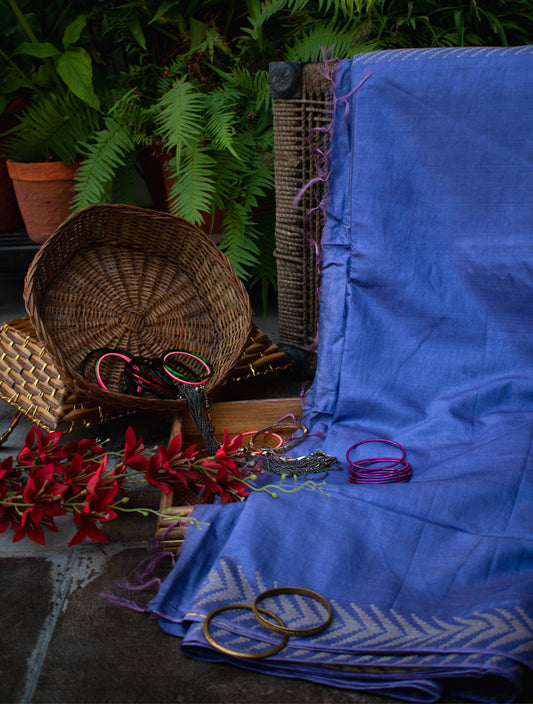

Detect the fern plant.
xmin=68 ymin=0 xmax=533 ymax=296
xmin=151 ymin=69 xmax=273 ymax=279
xmin=3 ymin=92 xmax=100 ymax=164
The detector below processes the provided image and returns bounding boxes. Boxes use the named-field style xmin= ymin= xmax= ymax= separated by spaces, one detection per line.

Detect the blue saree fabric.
xmin=150 ymin=47 xmax=533 ymax=702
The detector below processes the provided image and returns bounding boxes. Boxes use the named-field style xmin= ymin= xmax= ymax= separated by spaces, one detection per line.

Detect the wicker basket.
xmin=23 ymin=204 xmax=253 ymax=412
xmin=271 ymin=62 xmax=335 ymax=352
xmin=0 ymin=317 xmax=125 ymax=435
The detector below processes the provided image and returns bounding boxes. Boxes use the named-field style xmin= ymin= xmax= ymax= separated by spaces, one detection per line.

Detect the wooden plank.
xmin=182 ymin=396 xmax=302 ymax=442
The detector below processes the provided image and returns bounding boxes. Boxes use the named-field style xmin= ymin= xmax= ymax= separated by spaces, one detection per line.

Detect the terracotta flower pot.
xmin=6 ymin=160 xmax=77 ymax=243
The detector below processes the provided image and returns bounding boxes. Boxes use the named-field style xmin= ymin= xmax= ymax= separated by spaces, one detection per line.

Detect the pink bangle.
xmin=95 ymin=351 xmax=134 ymax=391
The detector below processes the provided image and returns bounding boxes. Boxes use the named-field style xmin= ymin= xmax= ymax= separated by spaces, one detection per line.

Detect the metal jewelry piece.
xmin=249 ymin=422 xmax=308 ymax=454
xmin=263 ymin=448 xmax=343 ymax=479
xmin=179 ymin=384 xmax=219 ymax=455
xmin=203 ymin=603 xmax=289 ymax=659
xmin=252 ymin=587 xmax=333 ymax=638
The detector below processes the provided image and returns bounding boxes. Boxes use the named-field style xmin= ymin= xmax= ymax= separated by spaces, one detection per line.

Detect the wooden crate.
xmin=156 ymin=396 xmax=302 ymax=551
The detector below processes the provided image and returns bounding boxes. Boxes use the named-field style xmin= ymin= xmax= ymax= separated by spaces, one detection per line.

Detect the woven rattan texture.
xmin=24 ymin=204 xmax=252 ymax=412
xmin=217 ymin=324 xmax=294 ymax=388
xmin=273 ymin=63 xmax=334 ymax=349
xmin=0 ymin=317 xmax=123 ymax=432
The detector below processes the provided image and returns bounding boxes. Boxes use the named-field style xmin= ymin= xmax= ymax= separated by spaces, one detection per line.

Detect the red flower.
xmin=0 ymin=455 xmax=12 ymax=474
xmin=0 ymin=456 xmax=13 ymax=497
xmin=0 ymin=504 xmax=21 ymax=537
xmin=61 ymin=452 xmax=88 ymax=494
xmin=18 ymin=427 xmax=63 ymax=466
xmin=214 ymin=431 xmax=246 ymax=475
xmin=14 ymin=465 xmax=68 ymax=541
xmin=67 ymin=457 xmax=119 ymax=547
xmin=160 ymin=433 xmax=197 ymax=476
xmin=13 ymin=512 xmax=46 ymax=544
xmin=57 ymin=437 xmax=104 ymax=462
xmin=69 ymin=511 xmax=110 ymax=547
xmin=143 ymin=453 xmax=169 ymax=493
xmin=143 ymin=433 xmax=198 ymax=493
xmin=201 ymin=432 xmax=244 ymax=480
xmin=85 ymin=457 xmax=119 ymax=520
xmin=123 ymin=426 xmax=148 ymax=472
xmin=200 ymin=432 xmax=250 ymax=503
xmin=1 ymin=422 xmax=254 ymax=547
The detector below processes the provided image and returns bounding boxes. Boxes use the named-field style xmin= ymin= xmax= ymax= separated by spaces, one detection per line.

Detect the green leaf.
xmin=219 ymin=202 xmax=261 ymax=280
xmin=72 ymin=118 xmax=136 ymax=210
xmin=62 ymin=15 xmax=87 ymax=49
xmin=189 ymin=17 xmax=207 ymax=50
xmin=3 ymin=93 xmax=100 ymax=164
xmin=204 ymin=91 xmax=238 ymax=156
xmin=56 ymin=48 xmax=100 ymax=109
xmin=155 ymin=77 xmax=204 ymax=169
xmin=34 ymin=63 xmax=55 ymax=89
xmin=13 ymin=41 xmax=60 ymax=58
xmin=127 ymin=13 xmax=147 ymax=50
xmin=167 ymin=145 xmax=217 ymax=225
xmin=149 ymin=1 xmax=179 ymax=24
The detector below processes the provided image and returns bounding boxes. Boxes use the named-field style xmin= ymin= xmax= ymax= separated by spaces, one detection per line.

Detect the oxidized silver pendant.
xmin=263 ymin=448 xmax=343 ymax=479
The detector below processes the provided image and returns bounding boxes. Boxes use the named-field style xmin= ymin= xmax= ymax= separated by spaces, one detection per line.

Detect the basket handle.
xmin=0 ymin=409 xmax=23 ymax=447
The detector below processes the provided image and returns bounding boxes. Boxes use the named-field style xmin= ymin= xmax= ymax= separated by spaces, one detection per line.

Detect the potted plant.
xmin=0 ymin=0 xmax=102 ymax=242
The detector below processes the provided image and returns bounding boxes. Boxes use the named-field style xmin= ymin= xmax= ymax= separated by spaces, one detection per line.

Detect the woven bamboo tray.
xmin=0 ymin=317 xmax=125 ymax=435
xmin=215 ymin=325 xmax=294 ymax=390
xmin=272 ymin=62 xmax=335 ymax=352
xmin=156 ymin=396 xmax=302 ymax=551
xmin=24 ymin=204 xmax=252 ymax=413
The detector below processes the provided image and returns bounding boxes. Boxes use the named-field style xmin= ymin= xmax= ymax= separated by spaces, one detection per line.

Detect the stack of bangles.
xmin=346 ymin=438 xmax=412 ymax=484
xmin=202 ymin=586 xmax=332 ymax=659
xmin=80 ymin=348 xmax=212 ymax=397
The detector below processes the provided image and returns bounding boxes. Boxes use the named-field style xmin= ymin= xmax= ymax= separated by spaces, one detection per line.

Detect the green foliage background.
xmin=2 ymin=0 xmax=532 ymax=297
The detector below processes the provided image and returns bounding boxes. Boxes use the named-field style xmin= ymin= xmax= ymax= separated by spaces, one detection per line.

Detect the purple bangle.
xmin=346 ymin=438 xmax=412 ymax=484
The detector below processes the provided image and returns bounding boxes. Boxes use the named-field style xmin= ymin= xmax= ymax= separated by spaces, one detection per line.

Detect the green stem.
xmin=114 ymin=504 xmax=207 ymax=529
xmin=7 ymin=0 xmax=39 ymax=43
xmin=0 ymin=49 xmax=35 ymax=91
xmin=242 ymin=475 xmax=329 ymax=498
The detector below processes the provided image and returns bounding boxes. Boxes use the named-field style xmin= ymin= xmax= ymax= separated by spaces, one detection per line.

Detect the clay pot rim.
xmin=6 ymin=159 xmax=77 ymax=182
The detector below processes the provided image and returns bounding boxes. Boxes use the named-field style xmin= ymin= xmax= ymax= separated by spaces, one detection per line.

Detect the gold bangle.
xmin=202 ymin=603 xmax=289 ymax=659
xmin=252 ymin=587 xmax=333 ymax=637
